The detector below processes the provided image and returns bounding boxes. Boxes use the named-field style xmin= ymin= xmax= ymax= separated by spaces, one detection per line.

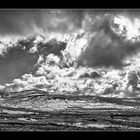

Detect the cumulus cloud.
xmin=2 ymin=9 xmax=140 ymax=99
xmin=1 ymin=9 xmax=140 ymax=69
xmin=4 ymin=74 xmax=51 ymax=92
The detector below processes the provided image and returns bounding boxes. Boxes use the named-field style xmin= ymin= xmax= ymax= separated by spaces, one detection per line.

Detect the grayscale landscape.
xmin=0 ymin=9 xmax=140 ymax=131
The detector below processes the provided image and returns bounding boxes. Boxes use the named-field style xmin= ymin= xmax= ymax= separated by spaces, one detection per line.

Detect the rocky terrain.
xmin=0 ymin=90 xmax=140 ymax=131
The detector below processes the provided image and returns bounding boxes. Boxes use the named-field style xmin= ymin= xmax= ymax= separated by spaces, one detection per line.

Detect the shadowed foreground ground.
xmin=0 ymin=90 xmax=140 ymax=131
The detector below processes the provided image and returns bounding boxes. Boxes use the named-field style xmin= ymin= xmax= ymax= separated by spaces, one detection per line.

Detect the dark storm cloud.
xmin=1 ymin=9 xmax=140 ymax=71
xmin=0 ymin=46 xmax=38 ymax=85
xmin=77 ymin=13 xmax=140 ymax=68
xmin=0 ymin=35 xmax=67 ymax=85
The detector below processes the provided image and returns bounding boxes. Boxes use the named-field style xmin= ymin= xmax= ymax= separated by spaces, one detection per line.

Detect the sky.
xmin=0 ymin=9 xmax=140 ymax=97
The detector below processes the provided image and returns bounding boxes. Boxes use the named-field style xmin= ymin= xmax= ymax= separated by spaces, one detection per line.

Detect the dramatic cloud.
xmin=77 ymin=13 xmax=140 ymax=68
xmin=1 ymin=9 xmax=140 ymax=99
